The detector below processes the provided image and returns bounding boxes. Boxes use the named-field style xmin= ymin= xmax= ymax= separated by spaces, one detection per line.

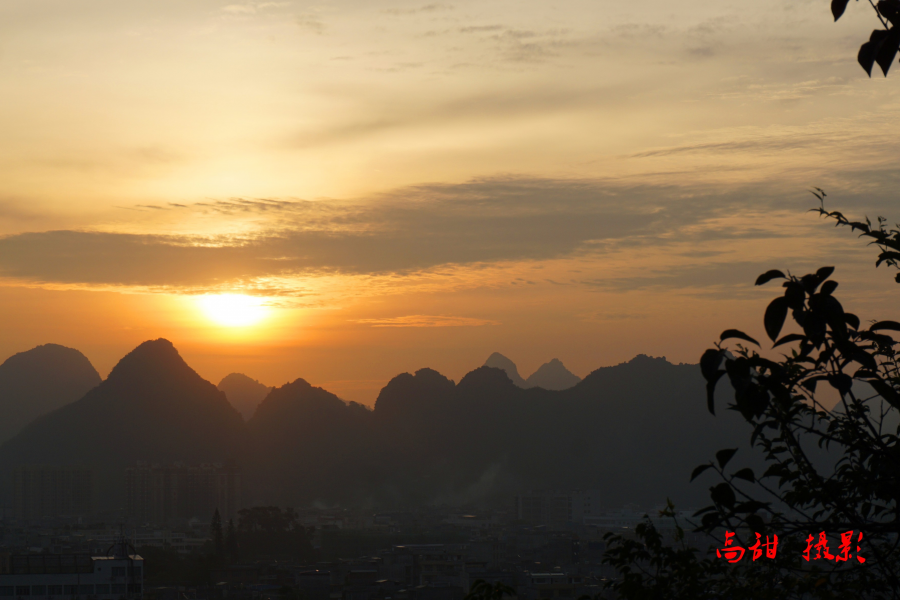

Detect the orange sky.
xmin=1 ymin=0 xmax=899 ymax=404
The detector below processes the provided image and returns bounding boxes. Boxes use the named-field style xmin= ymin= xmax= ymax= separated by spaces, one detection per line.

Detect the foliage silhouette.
xmin=463 ymin=580 xmax=516 ymax=600
xmin=234 ymin=506 xmax=315 ymax=561
xmin=833 ymin=0 xmax=900 ymax=76
xmin=603 ymin=196 xmax=900 ymax=599
xmin=225 ymin=518 xmax=238 ymax=561
xmin=210 ymin=508 xmax=224 ymax=561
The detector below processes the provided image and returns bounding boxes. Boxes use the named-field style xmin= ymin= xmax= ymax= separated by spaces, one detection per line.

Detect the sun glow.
xmin=198 ymin=294 xmax=270 ymax=327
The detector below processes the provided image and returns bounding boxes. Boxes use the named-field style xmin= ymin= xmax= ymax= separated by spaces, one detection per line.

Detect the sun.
xmin=197 ymin=294 xmax=269 ymax=327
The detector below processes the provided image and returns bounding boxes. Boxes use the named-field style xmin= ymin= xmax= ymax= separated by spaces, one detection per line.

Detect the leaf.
xmin=762 ymin=463 xmax=784 ymax=479
xmin=871 ymin=320 xmax=900 ymax=331
xmin=869 ymin=379 xmax=900 ymax=409
xmin=876 ymin=28 xmax=900 ymax=76
xmin=706 ymin=371 xmax=725 ymax=415
xmin=764 ymin=296 xmax=789 ymax=341
xmin=876 ymin=251 xmax=900 ymax=266
xmin=803 ymin=313 xmax=828 ymax=347
xmin=755 ymin=270 xmax=786 ymax=286
xmin=701 ymin=512 xmax=721 ymax=531
xmin=880 ymin=0 xmax=900 ymax=26
xmin=700 ymin=348 xmax=724 ymax=380
xmin=860 ymin=30 xmax=891 ymax=76
xmin=773 ymin=333 xmax=805 ymax=348
xmin=745 ymin=513 xmax=765 ymax=534
xmin=820 ymin=280 xmax=838 ymax=296
xmin=784 ymin=281 xmax=806 ymax=309
xmin=750 ymin=421 xmax=768 ymax=447
xmin=845 ymin=312 xmax=861 ymax=330
xmin=720 ymin=329 xmax=760 ymax=347
xmin=832 ymin=0 xmax=850 ymax=20
xmin=732 ymin=468 xmax=756 ymax=483
xmin=802 ymin=376 xmax=828 ymax=393
xmin=710 ymin=483 xmax=736 ymax=509
xmin=816 ymin=266 xmax=835 ymax=281
xmin=828 ymin=373 xmax=853 ymax=394
xmin=690 ymin=464 xmax=713 ymax=482
xmin=716 ymin=448 xmax=738 ymax=469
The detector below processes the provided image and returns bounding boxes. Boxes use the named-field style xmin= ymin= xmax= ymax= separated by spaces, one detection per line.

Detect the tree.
xmin=832 ymin=0 xmax=900 ymax=76
xmin=464 ymin=580 xmax=516 ymax=600
xmin=237 ymin=506 xmax=298 ymax=532
xmin=210 ymin=508 xmax=224 ymax=559
xmin=226 ymin=518 xmax=238 ymax=562
xmin=233 ymin=506 xmax=315 ymax=561
xmin=602 ymin=196 xmax=900 ymax=599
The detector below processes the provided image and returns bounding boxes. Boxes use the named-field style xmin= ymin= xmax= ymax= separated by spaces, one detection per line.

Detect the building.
xmin=0 ymin=549 xmax=143 ymax=600
xmin=515 ymin=490 xmax=601 ymax=527
xmin=380 ymin=545 xmax=467 ymax=590
xmin=12 ymin=466 xmax=94 ymax=520
xmin=125 ymin=462 xmax=240 ymax=524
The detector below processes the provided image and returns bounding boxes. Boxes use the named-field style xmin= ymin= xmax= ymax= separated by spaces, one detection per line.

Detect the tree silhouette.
xmin=602 ymin=196 xmax=900 ymax=599
xmin=463 ymin=580 xmax=515 ymax=600
xmin=210 ymin=508 xmax=224 ymax=559
xmin=226 ymin=518 xmax=238 ymax=561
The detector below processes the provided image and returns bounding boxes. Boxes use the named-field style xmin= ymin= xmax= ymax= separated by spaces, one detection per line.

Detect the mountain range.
xmin=217 ymin=373 xmax=273 ymax=420
xmin=0 ymin=344 xmax=101 ymax=445
xmin=483 ymin=353 xmax=581 ymax=390
xmin=0 ymin=340 xmax=767 ymax=512
xmin=0 ymin=340 xmax=245 ymax=506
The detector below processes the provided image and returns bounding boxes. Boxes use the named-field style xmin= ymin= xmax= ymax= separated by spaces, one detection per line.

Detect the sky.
xmin=1 ymin=0 xmax=899 ymax=405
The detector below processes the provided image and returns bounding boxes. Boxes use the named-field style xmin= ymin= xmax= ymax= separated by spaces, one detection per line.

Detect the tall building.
xmin=12 ymin=466 xmax=94 ymax=519
xmin=125 ymin=462 xmax=240 ymax=524
xmin=515 ymin=490 xmax=602 ymax=527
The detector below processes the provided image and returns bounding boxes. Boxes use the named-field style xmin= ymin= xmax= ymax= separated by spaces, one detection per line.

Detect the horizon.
xmin=1 ymin=338 xmax=683 ymax=407
xmin=2 ymin=1 xmax=899 ymax=406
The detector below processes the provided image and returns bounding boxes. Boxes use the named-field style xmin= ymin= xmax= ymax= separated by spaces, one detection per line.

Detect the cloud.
xmin=351 ymin=315 xmax=498 ymax=327
xmin=222 ymin=1 xmax=290 ymax=15
xmin=296 ymin=13 xmax=325 ymax=34
xmin=284 ymin=85 xmax=618 ymax=148
xmin=382 ymin=4 xmax=453 ymax=16
xmin=0 ymin=171 xmax=892 ymax=293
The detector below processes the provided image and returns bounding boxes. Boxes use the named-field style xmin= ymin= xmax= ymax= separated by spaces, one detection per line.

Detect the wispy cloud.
xmin=382 ymin=4 xmax=454 ymax=16
xmin=0 ymin=164 xmax=895 ymax=295
xmin=296 ymin=13 xmax=325 ymax=34
xmin=352 ymin=315 xmax=498 ymax=327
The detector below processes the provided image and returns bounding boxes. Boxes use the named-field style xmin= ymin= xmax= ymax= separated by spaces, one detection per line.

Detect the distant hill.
xmin=483 ymin=353 xmax=580 ymax=390
xmin=0 ymin=344 xmax=101 ymax=445
xmin=524 ymin=358 xmax=581 ymax=390
xmin=0 ymin=342 xmax=779 ymax=513
xmin=483 ymin=352 xmax=526 ymax=387
xmin=218 ymin=373 xmax=273 ymax=420
xmin=0 ymin=339 xmax=245 ymax=510
xmin=246 ymin=378 xmax=373 ymax=506
xmin=250 ymin=354 xmax=768 ymax=508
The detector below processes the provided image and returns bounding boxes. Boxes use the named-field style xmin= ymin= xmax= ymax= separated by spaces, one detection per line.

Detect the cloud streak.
xmin=352 ymin=315 xmax=497 ymax=327
xmin=0 ymin=172 xmax=890 ymax=293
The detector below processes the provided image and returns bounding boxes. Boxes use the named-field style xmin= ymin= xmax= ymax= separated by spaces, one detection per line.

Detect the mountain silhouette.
xmin=524 ymin=358 xmax=581 ymax=390
xmin=483 ymin=352 xmax=526 ymax=387
xmin=0 ymin=339 xmax=245 ymax=510
xmin=0 ymin=344 xmax=101 ymax=445
xmin=247 ymin=355 xmax=765 ymax=509
xmin=0 ymin=342 xmax=772 ymax=513
xmin=218 ymin=373 xmax=273 ymax=420
xmin=246 ymin=378 xmax=374 ymax=506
